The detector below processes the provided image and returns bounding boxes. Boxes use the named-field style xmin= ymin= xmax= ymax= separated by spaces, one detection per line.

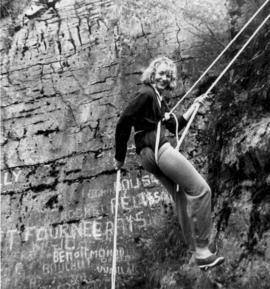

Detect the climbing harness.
xmin=111 ymin=169 xmax=121 ymax=289
xmin=111 ymin=2 xmax=269 ymax=287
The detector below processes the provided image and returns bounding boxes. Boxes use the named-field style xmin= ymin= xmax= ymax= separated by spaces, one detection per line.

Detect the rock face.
xmin=1 ymin=0 xmax=269 ymax=289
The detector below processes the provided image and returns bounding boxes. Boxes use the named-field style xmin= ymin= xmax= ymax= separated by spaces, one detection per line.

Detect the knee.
xmin=203 ymin=181 xmax=211 ymax=193
xmin=187 ymin=181 xmax=211 ymax=199
xmin=199 ymin=182 xmax=211 ymax=198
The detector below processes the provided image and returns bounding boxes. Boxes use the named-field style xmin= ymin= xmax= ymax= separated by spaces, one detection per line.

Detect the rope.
xmin=171 ymin=113 xmax=179 ymax=142
xmin=176 ymin=13 xmax=270 ymax=149
xmin=169 ymin=0 xmax=270 ymax=114
xmin=111 ymin=169 xmax=121 ymax=289
xmin=111 ymin=0 xmax=123 ymax=285
xmin=155 ymin=121 xmax=161 ymax=164
xmin=176 ymin=103 xmax=200 ymax=151
xmin=203 ymin=13 xmax=269 ymax=99
xmin=153 ymin=85 xmax=163 ymax=164
xmin=155 ymin=112 xmax=178 ymax=164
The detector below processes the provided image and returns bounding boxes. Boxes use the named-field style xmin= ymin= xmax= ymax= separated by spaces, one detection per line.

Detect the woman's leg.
xmin=140 ymin=145 xmax=224 ymax=268
xmin=139 ymin=146 xmax=195 ymax=250
xmin=157 ymin=143 xmax=212 ymax=251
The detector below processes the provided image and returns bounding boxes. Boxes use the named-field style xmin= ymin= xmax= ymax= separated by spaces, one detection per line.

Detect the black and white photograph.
xmin=0 ymin=0 xmax=269 ymax=288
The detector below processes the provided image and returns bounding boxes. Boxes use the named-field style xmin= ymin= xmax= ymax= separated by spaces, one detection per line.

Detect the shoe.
xmin=196 ymin=254 xmax=225 ymax=270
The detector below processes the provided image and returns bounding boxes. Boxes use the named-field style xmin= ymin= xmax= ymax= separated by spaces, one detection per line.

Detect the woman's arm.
xmin=115 ymin=114 xmax=132 ymax=163
xmin=115 ymin=92 xmax=151 ymax=164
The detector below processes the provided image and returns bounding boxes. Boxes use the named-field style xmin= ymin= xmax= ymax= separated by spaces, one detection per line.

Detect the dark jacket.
xmin=115 ymin=84 xmax=187 ymax=162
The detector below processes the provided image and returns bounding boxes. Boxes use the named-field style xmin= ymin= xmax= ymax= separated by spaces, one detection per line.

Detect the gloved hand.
xmin=114 ymin=159 xmax=124 ymax=170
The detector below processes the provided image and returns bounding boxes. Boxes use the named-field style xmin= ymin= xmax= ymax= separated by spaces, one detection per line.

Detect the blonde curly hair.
xmin=141 ymin=56 xmax=177 ymax=90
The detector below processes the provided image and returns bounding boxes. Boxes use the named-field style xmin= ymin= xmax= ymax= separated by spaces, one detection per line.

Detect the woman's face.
xmin=154 ymin=63 xmax=172 ymax=92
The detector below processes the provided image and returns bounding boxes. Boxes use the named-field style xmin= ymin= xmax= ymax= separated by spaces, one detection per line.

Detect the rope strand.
xmin=111 ymin=1 xmax=123 ymax=286
xmin=111 ymin=169 xmax=121 ymax=289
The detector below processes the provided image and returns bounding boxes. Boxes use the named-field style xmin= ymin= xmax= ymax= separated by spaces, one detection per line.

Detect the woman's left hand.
xmin=114 ymin=159 xmax=124 ymax=170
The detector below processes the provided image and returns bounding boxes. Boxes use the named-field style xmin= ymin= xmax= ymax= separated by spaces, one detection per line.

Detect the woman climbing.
xmin=114 ymin=56 xmax=224 ymax=270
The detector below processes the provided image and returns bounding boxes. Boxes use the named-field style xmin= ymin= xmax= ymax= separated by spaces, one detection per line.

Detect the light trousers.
xmin=140 ymin=143 xmax=212 ymax=249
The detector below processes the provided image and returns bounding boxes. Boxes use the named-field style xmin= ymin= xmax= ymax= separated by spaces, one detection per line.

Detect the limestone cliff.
xmin=1 ymin=0 xmax=269 ymax=289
